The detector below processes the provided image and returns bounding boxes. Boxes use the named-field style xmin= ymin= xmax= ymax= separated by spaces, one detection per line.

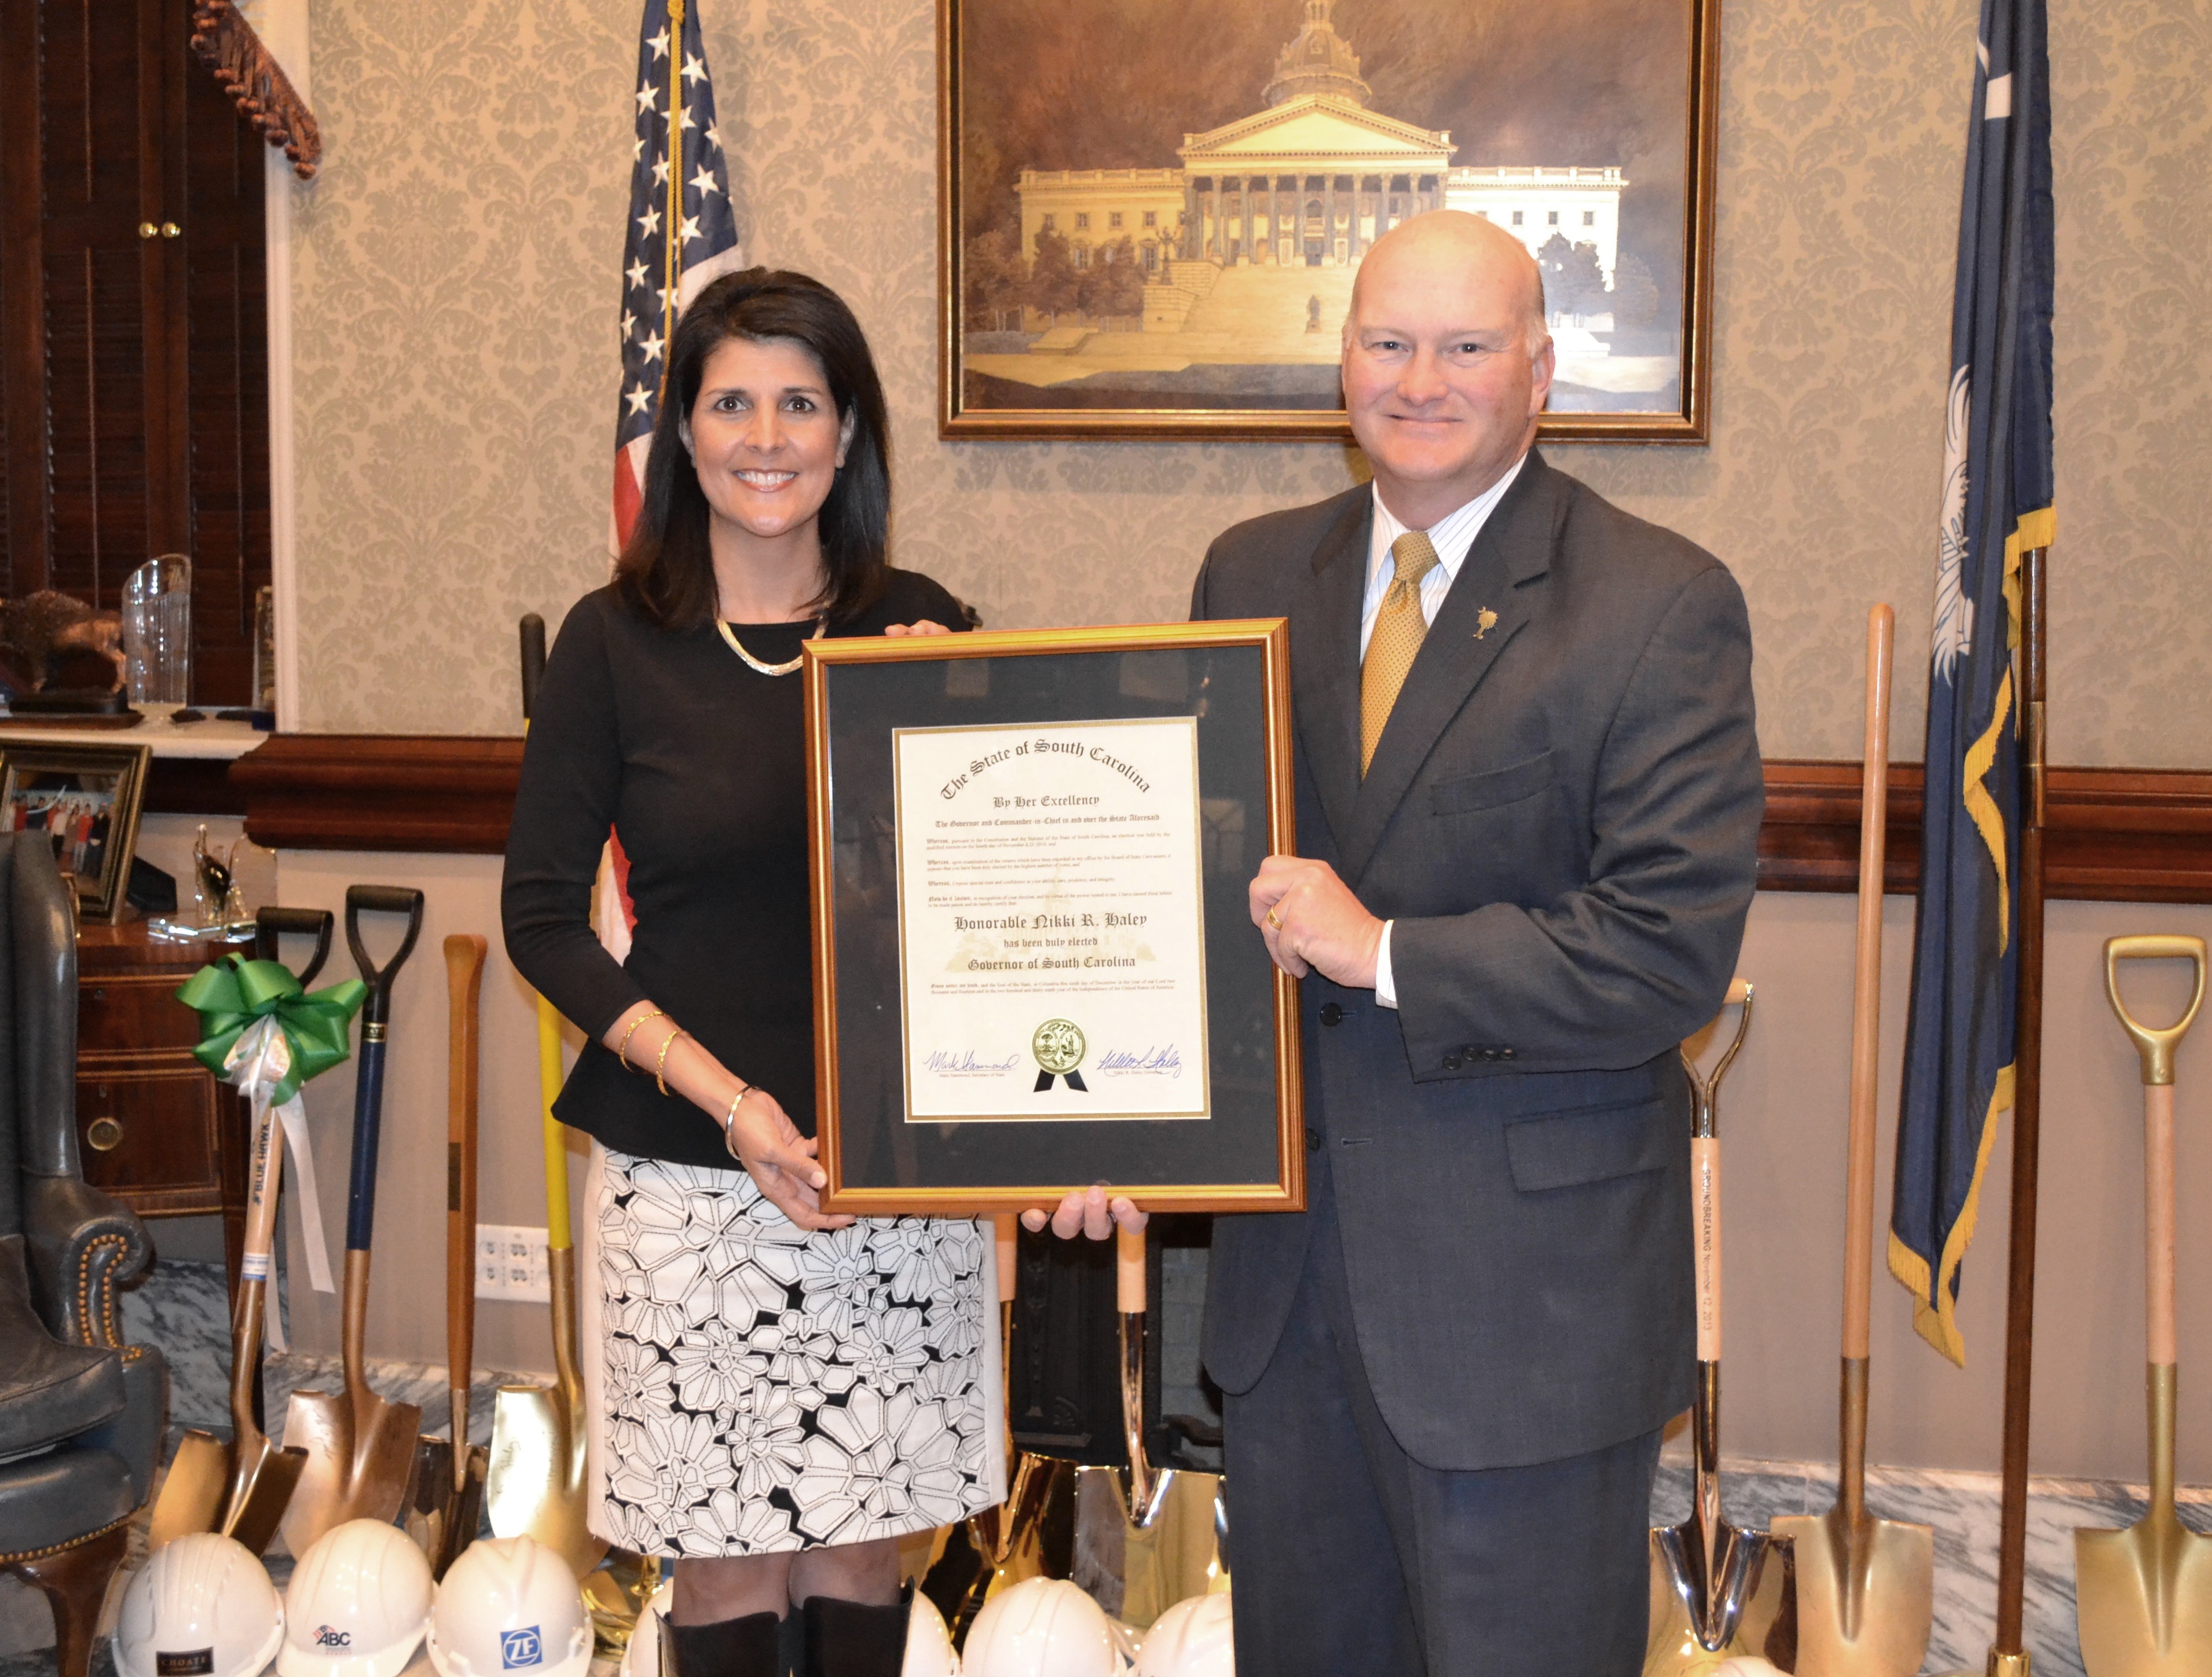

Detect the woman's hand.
xmin=726 ymin=1088 xmax=854 ymax=1232
xmin=883 ymin=620 xmax=954 ymax=637
xmin=1020 ymin=1184 xmax=1147 ymax=1240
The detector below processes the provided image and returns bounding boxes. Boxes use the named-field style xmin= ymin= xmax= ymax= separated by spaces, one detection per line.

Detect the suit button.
xmin=1482 ymin=1048 xmax=1501 ymax=1062
xmin=1319 ymin=1003 xmax=1344 ymax=1027
xmin=1305 ymin=1127 xmax=1322 ymax=1153
xmin=1443 ymin=1053 xmax=1463 ymax=1071
xmin=1500 ymin=1048 xmax=1516 ymax=1061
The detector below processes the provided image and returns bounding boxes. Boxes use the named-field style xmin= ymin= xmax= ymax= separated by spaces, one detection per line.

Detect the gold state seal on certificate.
xmin=892 ymin=715 xmax=1210 ymax=1121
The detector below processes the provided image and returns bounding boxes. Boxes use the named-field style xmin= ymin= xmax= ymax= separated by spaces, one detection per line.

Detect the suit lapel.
xmin=1288 ymin=489 xmax=1371 ymax=861
xmin=1340 ymin=454 xmax=1565 ymax=884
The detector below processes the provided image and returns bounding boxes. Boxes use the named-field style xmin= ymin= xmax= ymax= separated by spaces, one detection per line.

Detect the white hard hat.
xmin=902 ymin=1590 xmax=957 ymax=1677
xmin=426 ymin=1537 xmax=591 ymax=1677
xmin=616 ymin=1578 xmax=673 ymax=1677
xmin=962 ymin=1579 xmax=1116 ymax=1677
xmin=278 ymin=1518 xmax=434 ymax=1677
xmin=1132 ymin=1591 xmax=1231 ymax=1677
xmin=115 ymin=1533 xmax=284 ymax=1677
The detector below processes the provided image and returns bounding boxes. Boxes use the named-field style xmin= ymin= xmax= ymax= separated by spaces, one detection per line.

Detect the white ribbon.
xmin=222 ymin=1019 xmax=338 ymax=1353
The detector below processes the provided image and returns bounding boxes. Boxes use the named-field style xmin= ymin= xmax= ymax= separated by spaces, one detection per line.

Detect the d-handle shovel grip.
xmin=346 ymin=886 xmax=426 ymax=1024
xmin=1681 ymin=979 xmax=1753 ymax=1140
xmin=255 ymin=907 xmax=334 ymax=988
xmin=2104 ymin=934 xmax=2207 ymax=1087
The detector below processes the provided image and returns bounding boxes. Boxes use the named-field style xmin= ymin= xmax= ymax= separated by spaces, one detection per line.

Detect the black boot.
xmin=662 ymin=1610 xmax=785 ymax=1677
xmin=800 ymin=1586 xmax=910 ymax=1677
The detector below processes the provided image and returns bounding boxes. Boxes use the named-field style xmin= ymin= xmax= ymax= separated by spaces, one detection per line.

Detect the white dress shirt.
xmin=1359 ymin=456 xmax=1526 ymax=1009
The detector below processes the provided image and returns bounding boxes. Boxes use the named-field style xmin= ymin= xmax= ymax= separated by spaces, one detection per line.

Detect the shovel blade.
xmin=407 ymin=1437 xmax=489 ymax=1580
xmin=1647 ymin=1527 xmax=1796 ymax=1675
xmin=219 ymin=1442 xmax=307 ymax=1558
xmin=2076 ymin=1515 xmax=2212 ymax=1675
xmin=1771 ymin=1511 xmax=1931 ymax=1677
xmin=147 ymin=1431 xmax=231 ymax=1554
xmin=279 ymin=1385 xmax=424 ymax=1557
xmin=486 ymin=1382 xmax=607 ymax=1580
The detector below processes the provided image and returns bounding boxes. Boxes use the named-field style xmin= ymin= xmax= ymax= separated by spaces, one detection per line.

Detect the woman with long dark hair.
xmin=504 ymin=269 xmax=994 ymax=1677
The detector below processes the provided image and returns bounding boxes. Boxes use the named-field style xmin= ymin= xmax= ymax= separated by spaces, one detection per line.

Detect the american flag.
xmin=611 ymin=0 xmax=742 ymax=552
xmin=600 ymin=0 xmax=742 ymax=955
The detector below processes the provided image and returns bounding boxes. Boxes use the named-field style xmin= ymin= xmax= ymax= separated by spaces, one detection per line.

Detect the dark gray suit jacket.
xmin=1192 ymin=450 xmax=1762 ymax=1472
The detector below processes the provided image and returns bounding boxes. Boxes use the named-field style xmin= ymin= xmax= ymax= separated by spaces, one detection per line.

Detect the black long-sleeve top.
xmin=501 ymin=574 xmax=968 ymax=1167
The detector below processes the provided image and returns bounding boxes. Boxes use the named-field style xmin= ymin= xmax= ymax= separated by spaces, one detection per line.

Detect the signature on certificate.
xmin=1098 ymin=1045 xmax=1182 ymax=1077
xmin=923 ymin=1048 xmax=1021 ymax=1075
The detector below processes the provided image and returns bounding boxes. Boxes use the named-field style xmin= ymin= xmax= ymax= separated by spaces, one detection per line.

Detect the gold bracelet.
xmin=654 ymin=1029 xmax=690 ymax=1099
xmin=723 ymin=1083 xmax=752 ymax=1160
xmin=614 ymin=1008 xmax=665 ymax=1071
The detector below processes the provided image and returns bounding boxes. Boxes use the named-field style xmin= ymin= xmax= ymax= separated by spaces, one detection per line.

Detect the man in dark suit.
xmin=1193 ymin=211 xmax=1763 ymax=1672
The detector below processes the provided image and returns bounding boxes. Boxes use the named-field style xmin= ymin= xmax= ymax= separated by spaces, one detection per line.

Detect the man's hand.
xmin=1020 ymin=1184 xmax=1148 ymax=1240
xmin=1251 ymin=854 xmax=1384 ymax=986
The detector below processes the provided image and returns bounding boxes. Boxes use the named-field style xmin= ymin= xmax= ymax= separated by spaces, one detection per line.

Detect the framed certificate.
xmin=804 ymin=620 xmax=1303 ymax=1214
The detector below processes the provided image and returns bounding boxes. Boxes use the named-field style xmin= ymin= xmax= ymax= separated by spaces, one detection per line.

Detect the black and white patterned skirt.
xmin=579 ymin=1143 xmax=1006 ymax=1555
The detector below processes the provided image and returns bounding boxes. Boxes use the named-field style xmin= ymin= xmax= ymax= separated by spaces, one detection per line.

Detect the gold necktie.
xmin=1361 ymin=530 xmax=1440 ymax=774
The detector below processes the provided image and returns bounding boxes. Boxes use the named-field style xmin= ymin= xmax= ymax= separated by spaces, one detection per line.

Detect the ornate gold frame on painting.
xmin=803 ymin=619 xmax=1305 ymax=1214
xmin=938 ymin=0 xmax=1721 ymax=442
xmin=0 ymin=741 xmax=151 ymax=923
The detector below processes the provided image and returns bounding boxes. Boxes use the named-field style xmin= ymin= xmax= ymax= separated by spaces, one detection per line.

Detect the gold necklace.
xmin=717 ymin=615 xmax=825 ymax=677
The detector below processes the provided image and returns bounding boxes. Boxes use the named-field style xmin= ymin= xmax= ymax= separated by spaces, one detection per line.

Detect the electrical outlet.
xmin=474 ymin=1224 xmax=551 ymax=1302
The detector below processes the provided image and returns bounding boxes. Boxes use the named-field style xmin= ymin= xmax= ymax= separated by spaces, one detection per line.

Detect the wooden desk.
xmin=75 ymin=920 xmax=253 ymax=1300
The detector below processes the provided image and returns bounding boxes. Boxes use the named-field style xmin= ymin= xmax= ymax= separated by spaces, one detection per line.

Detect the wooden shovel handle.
xmin=1844 ymin=605 xmax=1892 ymax=1361
xmin=445 ymin=936 xmax=487 ymax=1397
xmin=1117 ymin=1222 xmax=1146 ymax=1314
xmin=993 ymin=1214 xmax=1018 ymax=1305
xmin=2105 ymin=935 xmax=2204 ymax=1368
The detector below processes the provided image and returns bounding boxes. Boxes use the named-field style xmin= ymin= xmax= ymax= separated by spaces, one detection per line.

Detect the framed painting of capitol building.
xmin=939 ymin=0 xmax=1721 ymax=441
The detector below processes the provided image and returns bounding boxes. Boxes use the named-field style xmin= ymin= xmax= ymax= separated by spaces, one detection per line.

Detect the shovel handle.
xmin=1117 ymin=1222 xmax=1145 ymax=1314
xmin=2104 ymin=935 xmax=2207 ymax=1088
xmin=993 ymin=1214 xmax=1018 ymax=1305
xmin=254 ymin=906 xmax=334 ymax=989
xmin=1681 ymin=979 xmax=1753 ymax=1141
xmin=1692 ymin=1135 xmax=1720 ymax=1363
xmin=1843 ymin=606 xmax=1892 ymax=1361
xmin=343 ymin=887 xmax=424 ymax=1251
xmin=2106 ymin=935 xmax=2203 ymax=1371
xmin=232 ymin=1104 xmax=283 ymax=1432
xmin=538 ymin=995 xmax=571 ymax=1252
xmin=446 ymin=937 xmax=486 ymax=1409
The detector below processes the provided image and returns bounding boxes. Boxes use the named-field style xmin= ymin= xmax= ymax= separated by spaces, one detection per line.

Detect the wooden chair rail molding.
xmin=226 ymin=738 xmax=2212 ymax=902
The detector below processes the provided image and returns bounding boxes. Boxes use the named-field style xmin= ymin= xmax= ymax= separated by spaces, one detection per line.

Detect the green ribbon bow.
xmin=177 ymin=954 xmax=368 ymax=1107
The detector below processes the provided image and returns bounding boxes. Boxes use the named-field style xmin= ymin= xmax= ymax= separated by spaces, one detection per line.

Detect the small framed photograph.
xmin=804 ymin=620 xmax=1305 ymax=1214
xmin=0 ymin=743 xmax=151 ymax=922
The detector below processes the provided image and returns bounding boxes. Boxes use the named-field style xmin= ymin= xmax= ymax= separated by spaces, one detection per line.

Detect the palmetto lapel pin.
xmin=1475 ymin=607 xmax=1499 ymax=640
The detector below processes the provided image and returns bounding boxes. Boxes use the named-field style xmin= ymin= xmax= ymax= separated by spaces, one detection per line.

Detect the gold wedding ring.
xmin=1266 ymin=906 xmax=1283 ymax=929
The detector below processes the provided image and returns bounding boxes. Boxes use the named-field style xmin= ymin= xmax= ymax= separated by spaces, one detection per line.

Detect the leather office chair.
xmin=0 ymin=834 xmax=166 ymax=1677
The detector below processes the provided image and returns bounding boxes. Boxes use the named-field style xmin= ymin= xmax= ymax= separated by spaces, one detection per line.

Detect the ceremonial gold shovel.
xmin=1647 ymin=980 xmax=1797 ymax=1675
xmin=2075 ymin=933 xmax=2212 ymax=1676
xmin=1772 ymin=605 xmax=1933 ymax=1677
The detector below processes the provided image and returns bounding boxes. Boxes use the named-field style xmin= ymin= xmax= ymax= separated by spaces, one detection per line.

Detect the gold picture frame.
xmin=939 ymin=0 xmax=1722 ymax=441
xmin=0 ymin=742 xmax=152 ymax=923
xmin=804 ymin=619 xmax=1305 ymax=1214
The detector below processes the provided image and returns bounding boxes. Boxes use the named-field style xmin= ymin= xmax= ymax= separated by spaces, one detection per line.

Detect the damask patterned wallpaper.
xmin=288 ymin=0 xmax=2209 ymax=767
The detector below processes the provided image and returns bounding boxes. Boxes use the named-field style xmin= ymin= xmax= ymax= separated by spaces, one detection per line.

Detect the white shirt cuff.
xmin=1374 ymin=920 xmax=1397 ymax=1009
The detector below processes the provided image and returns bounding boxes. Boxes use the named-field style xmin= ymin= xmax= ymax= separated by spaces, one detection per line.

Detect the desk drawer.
xmin=76 ymin=1067 xmax=222 ymax=1198
xmin=80 ymin=974 xmax=203 ymax=1056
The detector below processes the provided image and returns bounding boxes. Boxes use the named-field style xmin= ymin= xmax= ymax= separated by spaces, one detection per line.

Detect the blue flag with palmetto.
xmin=1889 ymin=0 xmax=2054 ymax=1366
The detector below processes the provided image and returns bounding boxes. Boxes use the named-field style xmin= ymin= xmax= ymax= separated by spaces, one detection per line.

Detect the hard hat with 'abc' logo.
xmin=1131 ymin=1590 xmax=1232 ymax=1677
xmin=115 ymin=1533 xmax=284 ymax=1677
xmin=962 ymin=1578 xmax=1119 ymax=1677
xmin=426 ymin=1537 xmax=590 ymax=1677
xmin=277 ymin=1519 xmax=434 ymax=1677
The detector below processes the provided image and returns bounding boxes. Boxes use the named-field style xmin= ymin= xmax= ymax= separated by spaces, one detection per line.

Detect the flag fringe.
xmin=1888 ymin=1060 xmax=2015 ymax=1367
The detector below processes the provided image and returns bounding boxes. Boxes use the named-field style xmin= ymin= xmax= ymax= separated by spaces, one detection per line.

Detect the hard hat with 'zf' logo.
xmin=426 ymin=1537 xmax=589 ymax=1677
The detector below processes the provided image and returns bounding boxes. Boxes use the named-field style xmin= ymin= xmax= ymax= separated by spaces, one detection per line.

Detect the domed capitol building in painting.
xmin=964 ymin=0 xmax=1679 ymax=411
